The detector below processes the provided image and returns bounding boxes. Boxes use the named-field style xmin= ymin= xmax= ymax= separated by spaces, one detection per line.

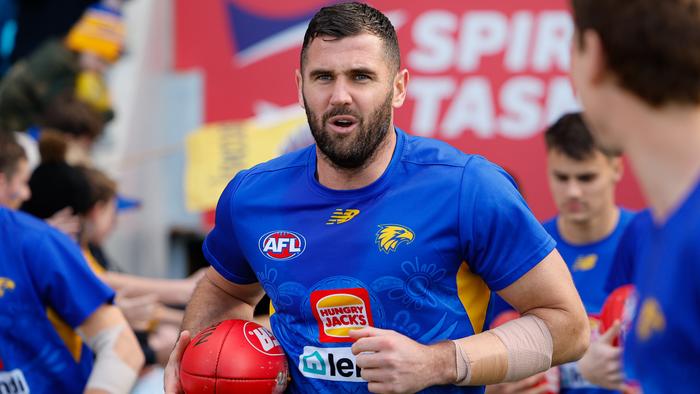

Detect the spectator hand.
xmin=115 ymin=292 xmax=159 ymax=331
xmin=349 ymin=327 xmax=454 ymax=394
xmin=579 ymin=321 xmax=625 ymax=390
xmin=150 ymin=324 xmax=181 ymax=367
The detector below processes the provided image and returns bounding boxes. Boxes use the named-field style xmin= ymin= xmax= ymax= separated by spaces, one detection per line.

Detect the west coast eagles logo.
xmin=375 ymin=224 xmax=415 ymax=253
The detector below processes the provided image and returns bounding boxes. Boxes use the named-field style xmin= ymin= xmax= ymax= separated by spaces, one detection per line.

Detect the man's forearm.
xmin=527 ymin=305 xmax=589 ymax=366
xmin=181 ymin=272 xmax=256 ymax=335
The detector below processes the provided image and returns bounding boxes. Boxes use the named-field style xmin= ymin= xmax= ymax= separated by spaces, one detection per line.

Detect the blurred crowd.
xmin=0 ymin=1 xmax=203 ymax=392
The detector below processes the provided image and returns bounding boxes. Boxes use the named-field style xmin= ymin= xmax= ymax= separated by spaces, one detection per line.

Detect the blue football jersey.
xmin=490 ymin=210 xmax=634 ymax=394
xmin=0 ymin=207 xmax=114 ymax=393
xmin=204 ymin=128 xmax=555 ymax=393
xmin=605 ymin=210 xmax=652 ymax=294
xmin=625 ymin=181 xmax=700 ymax=393
xmin=543 ymin=209 xmax=635 ymax=316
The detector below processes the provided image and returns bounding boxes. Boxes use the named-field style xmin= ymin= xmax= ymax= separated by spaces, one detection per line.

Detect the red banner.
xmin=174 ymin=0 xmax=644 ymax=220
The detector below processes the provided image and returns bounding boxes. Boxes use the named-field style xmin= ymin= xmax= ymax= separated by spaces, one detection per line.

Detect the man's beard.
xmin=304 ymin=91 xmax=393 ymax=170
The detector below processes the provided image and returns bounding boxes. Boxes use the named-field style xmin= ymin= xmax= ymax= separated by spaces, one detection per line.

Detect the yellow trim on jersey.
xmin=456 ymin=261 xmax=490 ymax=334
xmin=46 ymin=308 xmax=82 ymax=362
xmin=43 ymin=248 xmax=109 ymax=363
xmin=82 ymin=248 xmax=106 ymax=275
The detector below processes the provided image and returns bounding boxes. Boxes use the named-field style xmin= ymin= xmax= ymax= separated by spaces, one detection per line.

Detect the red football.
xmin=180 ymin=319 xmax=288 ymax=394
xmin=599 ymin=284 xmax=637 ymax=347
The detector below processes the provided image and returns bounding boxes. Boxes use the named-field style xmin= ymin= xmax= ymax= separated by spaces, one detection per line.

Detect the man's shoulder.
xmin=0 ymin=208 xmax=66 ymax=252
xmin=2 ymin=208 xmax=50 ymax=234
xmin=220 ymin=146 xmax=312 ymax=203
xmin=245 ymin=145 xmax=311 ymax=177
xmin=400 ymin=129 xmax=474 ymax=168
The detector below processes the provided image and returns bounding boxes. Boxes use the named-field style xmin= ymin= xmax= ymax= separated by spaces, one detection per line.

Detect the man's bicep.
xmin=496 ymin=249 xmax=589 ymax=365
xmin=205 ymin=266 xmax=265 ymax=307
xmin=497 ymin=249 xmax=581 ymax=315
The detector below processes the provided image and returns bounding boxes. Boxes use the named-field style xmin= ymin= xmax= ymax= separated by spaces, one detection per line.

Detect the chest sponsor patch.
xmin=310 ymin=288 xmax=373 ymax=343
xmin=259 ymin=230 xmax=306 ymax=260
xmin=298 ymin=346 xmax=363 ymax=383
xmin=0 ymin=369 xmax=30 ymax=394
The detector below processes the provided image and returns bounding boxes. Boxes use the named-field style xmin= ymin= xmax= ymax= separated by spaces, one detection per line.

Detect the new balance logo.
xmin=326 ymin=209 xmax=360 ymax=225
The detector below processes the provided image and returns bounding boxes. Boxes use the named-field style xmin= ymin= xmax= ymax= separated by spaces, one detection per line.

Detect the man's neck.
xmin=316 ymin=128 xmax=397 ymax=190
xmin=557 ymin=206 xmax=620 ymax=245
xmin=615 ymin=101 xmax=700 ymax=222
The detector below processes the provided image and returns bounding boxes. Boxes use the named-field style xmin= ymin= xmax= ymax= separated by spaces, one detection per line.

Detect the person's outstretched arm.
xmin=80 ymin=304 xmax=145 ymax=394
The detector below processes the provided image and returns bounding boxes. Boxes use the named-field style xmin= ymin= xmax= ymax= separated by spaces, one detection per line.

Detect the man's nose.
xmin=329 ymin=79 xmax=352 ymax=106
xmin=565 ymin=180 xmax=582 ymax=198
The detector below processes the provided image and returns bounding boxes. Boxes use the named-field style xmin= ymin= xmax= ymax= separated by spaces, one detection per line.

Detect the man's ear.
xmin=0 ymin=173 xmax=7 ymax=197
xmin=580 ymin=29 xmax=608 ymax=86
xmin=295 ymin=69 xmax=305 ymax=109
xmin=611 ymin=156 xmax=624 ymax=183
xmin=392 ymin=69 xmax=409 ymax=108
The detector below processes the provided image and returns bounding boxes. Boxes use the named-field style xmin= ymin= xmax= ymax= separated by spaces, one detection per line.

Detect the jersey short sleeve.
xmin=202 ymin=170 xmax=258 ymax=284
xmin=459 ymin=156 xmax=555 ymax=291
xmin=26 ymin=228 xmax=114 ymax=328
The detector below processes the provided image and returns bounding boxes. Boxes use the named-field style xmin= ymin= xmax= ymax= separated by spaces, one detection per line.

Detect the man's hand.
xmin=579 ymin=321 xmax=625 ymax=389
xmin=164 ymin=330 xmax=191 ymax=394
xmin=349 ymin=327 xmax=455 ymax=394
xmin=485 ymin=372 xmax=551 ymax=394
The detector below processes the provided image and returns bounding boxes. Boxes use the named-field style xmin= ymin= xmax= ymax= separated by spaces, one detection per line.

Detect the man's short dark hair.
xmin=0 ymin=133 xmax=27 ymax=178
xmin=545 ymin=112 xmax=619 ymax=160
xmin=571 ymin=0 xmax=700 ymax=107
xmin=301 ymin=2 xmax=400 ymax=72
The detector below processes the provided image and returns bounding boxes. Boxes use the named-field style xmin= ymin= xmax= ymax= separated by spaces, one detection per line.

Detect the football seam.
xmin=214 ymin=321 xmax=235 ymax=389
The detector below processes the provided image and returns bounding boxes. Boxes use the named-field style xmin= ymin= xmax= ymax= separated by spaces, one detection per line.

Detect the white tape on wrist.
xmin=81 ymin=324 xmax=138 ymax=393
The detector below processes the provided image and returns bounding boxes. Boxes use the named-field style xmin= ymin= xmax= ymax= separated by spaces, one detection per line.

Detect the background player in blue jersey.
xmin=543 ymin=114 xmax=634 ymax=394
xmin=0 ymin=133 xmax=144 ymax=393
xmin=604 ymin=210 xmax=651 ymax=295
xmin=488 ymin=113 xmax=635 ymax=394
xmin=165 ymin=3 xmax=590 ymax=393
xmin=570 ymin=1 xmax=700 ymax=392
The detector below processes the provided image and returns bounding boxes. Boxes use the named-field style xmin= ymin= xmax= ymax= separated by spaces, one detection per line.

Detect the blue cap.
xmin=116 ymin=195 xmax=141 ymax=212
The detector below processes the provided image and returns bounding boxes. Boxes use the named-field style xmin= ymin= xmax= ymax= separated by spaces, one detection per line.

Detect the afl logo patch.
xmin=259 ymin=231 xmax=306 ymax=261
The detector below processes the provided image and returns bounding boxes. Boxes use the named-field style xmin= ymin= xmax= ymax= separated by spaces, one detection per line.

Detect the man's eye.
xmin=577 ymin=174 xmax=596 ymax=183
xmin=316 ymin=74 xmax=332 ymax=81
xmin=555 ymin=174 xmax=568 ymax=182
xmin=354 ymin=74 xmax=370 ymax=81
